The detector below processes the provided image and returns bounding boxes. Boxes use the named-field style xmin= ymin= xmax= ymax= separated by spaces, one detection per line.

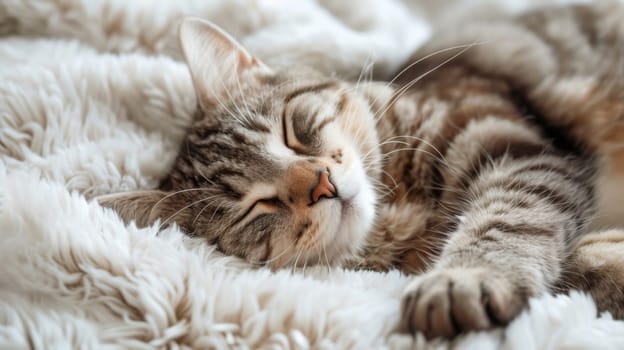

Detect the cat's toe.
xmin=399 ymin=267 xmax=527 ymax=339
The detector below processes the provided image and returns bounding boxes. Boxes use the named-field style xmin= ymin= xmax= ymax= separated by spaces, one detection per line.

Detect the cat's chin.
xmin=340 ymin=197 xmax=354 ymax=219
xmin=326 ymin=178 xmax=377 ymax=264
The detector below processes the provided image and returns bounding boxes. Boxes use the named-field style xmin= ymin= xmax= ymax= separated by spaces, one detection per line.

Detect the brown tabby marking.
xmin=376 ymin=3 xmax=624 ymax=338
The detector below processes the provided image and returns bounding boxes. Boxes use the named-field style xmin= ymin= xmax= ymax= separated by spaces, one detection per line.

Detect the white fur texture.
xmin=1 ymin=0 xmax=623 ymax=349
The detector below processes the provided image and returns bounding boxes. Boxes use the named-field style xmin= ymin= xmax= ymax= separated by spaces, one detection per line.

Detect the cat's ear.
xmin=178 ymin=17 xmax=271 ymax=110
xmin=97 ymin=190 xmax=169 ymax=227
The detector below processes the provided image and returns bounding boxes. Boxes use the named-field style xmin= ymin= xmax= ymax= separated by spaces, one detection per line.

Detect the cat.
xmin=99 ymin=2 xmax=624 ymax=340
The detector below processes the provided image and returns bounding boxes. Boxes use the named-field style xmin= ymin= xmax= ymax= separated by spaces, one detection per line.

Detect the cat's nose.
xmin=310 ymin=169 xmax=337 ymax=204
xmin=285 ymin=161 xmax=338 ymax=206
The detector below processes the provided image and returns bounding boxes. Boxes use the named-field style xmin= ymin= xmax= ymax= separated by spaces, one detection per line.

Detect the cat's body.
xmin=354 ymin=4 xmax=624 ymax=335
xmin=101 ymin=2 xmax=624 ymax=340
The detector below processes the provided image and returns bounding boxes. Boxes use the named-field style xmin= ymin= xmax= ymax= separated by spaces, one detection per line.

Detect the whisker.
xmin=389 ymin=42 xmax=492 ymax=87
xmin=373 ymin=40 xmax=488 ymax=124
xmin=158 ymin=195 xmax=219 ymax=230
xmin=149 ymin=187 xmax=210 ymax=219
xmin=291 ymin=245 xmax=304 ymax=274
xmin=192 ymin=196 xmax=226 ymax=225
xmin=322 ymin=241 xmax=332 ymax=273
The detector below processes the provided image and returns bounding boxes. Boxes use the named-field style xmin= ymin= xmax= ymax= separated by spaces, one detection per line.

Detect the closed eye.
xmin=236 ymin=197 xmax=284 ymax=225
xmin=283 ymin=107 xmax=310 ymax=154
xmin=254 ymin=197 xmax=283 ymax=209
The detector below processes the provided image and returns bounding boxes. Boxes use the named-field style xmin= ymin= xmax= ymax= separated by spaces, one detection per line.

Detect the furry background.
xmin=1 ymin=0 xmax=623 ymax=349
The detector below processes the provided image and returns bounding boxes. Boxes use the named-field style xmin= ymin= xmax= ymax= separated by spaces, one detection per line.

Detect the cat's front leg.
xmin=399 ymin=150 xmax=595 ymax=339
xmin=400 ymin=215 xmax=565 ymax=339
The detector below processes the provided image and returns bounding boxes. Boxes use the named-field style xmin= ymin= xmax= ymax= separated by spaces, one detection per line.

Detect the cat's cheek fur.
xmin=336 ymin=94 xmax=382 ymax=180
xmin=337 ymin=178 xmax=377 ymax=257
xmin=327 ymin=161 xmax=377 ymax=263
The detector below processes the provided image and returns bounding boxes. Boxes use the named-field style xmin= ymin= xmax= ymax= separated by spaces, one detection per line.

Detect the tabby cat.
xmin=100 ymin=3 xmax=624 ymax=339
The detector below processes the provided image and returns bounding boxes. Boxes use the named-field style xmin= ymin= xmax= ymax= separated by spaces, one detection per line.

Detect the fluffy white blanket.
xmin=1 ymin=0 xmax=623 ymax=349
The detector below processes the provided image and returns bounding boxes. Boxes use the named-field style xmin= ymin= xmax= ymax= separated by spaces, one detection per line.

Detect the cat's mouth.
xmin=274 ymin=180 xmax=373 ymax=270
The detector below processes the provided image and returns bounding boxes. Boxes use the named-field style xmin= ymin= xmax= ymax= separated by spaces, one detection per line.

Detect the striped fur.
xmin=100 ymin=3 xmax=624 ymax=339
xmin=377 ymin=2 xmax=624 ymax=338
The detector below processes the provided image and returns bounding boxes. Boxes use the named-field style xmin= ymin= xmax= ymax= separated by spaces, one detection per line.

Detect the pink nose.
xmin=310 ymin=170 xmax=337 ymax=204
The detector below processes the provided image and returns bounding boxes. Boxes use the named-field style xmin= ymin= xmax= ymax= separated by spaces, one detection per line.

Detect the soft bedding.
xmin=1 ymin=0 xmax=623 ymax=349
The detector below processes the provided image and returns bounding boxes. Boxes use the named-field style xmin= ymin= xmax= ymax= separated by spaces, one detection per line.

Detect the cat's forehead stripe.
xmin=284 ymin=81 xmax=337 ymax=104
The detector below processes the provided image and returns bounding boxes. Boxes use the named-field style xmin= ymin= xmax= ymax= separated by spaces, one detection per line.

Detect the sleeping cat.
xmin=99 ymin=3 xmax=624 ymax=339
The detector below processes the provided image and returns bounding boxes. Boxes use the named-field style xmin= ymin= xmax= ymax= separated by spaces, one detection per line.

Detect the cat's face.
xmin=103 ymin=18 xmax=381 ymax=269
xmin=180 ymin=76 xmax=380 ymax=269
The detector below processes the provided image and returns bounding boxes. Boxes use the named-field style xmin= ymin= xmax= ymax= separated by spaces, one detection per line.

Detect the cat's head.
xmin=101 ymin=18 xmax=382 ymax=269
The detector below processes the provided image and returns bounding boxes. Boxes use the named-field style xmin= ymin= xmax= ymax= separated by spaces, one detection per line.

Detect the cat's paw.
xmin=399 ymin=267 xmax=528 ymax=339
